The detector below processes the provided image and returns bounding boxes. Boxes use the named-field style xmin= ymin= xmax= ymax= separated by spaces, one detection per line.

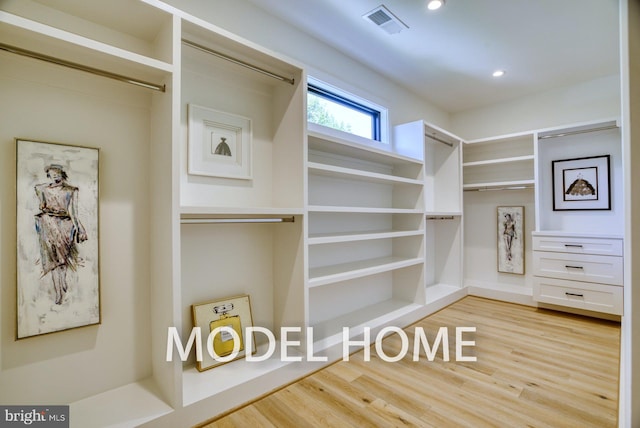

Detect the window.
xmin=307 ymin=81 xmax=384 ymax=142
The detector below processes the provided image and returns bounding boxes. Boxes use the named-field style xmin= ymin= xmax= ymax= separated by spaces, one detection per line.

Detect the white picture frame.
xmin=188 ymin=104 xmax=252 ymax=180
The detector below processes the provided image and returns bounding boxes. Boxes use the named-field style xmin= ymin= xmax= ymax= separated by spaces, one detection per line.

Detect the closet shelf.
xmin=181 ymin=206 xmax=304 ymax=218
xmin=463 ymin=179 xmax=535 ymax=191
xmin=308 ymin=127 xmax=423 ymax=167
xmin=425 ymin=283 xmax=464 ymax=304
xmin=425 ymin=211 xmax=462 ymax=217
xmin=462 ymin=154 xmax=534 ymax=167
xmin=69 ymin=378 xmax=172 ymax=428
xmin=308 ymin=229 xmax=424 ymax=245
xmin=0 ymin=12 xmax=173 ymax=82
xmin=308 ymin=256 xmax=424 ymax=288
xmin=182 ymin=341 xmax=304 ymax=406
xmin=310 ymin=299 xmax=423 ymax=349
xmin=307 ymin=162 xmax=423 ymax=186
xmin=307 ymin=206 xmax=423 ymax=214
xmin=465 ymin=130 xmax=536 ymax=145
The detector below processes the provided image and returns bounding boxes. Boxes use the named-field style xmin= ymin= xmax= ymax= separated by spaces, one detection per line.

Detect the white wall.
xmin=451 ymin=74 xmax=620 ymax=140
xmin=162 ymin=0 xmax=449 ymax=130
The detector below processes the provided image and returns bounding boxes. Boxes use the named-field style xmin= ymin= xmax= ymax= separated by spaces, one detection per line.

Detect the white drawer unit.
xmin=532 ymin=235 xmax=623 ymax=256
xmin=532 ymin=252 xmax=623 ymax=286
xmin=532 ymin=232 xmax=623 ymax=315
xmin=533 ymin=277 xmax=624 ymax=315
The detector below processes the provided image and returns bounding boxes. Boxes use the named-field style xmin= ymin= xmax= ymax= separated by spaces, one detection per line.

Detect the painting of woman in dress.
xmin=16 ymin=139 xmax=100 ymax=339
xmin=497 ymin=206 xmax=524 ymax=275
xmin=502 ymin=213 xmax=516 ymax=261
xmin=34 ymin=164 xmax=88 ymax=305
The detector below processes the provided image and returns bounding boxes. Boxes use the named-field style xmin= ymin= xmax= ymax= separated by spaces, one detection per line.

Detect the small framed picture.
xmin=552 ymin=155 xmax=611 ymax=211
xmin=191 ymin=294 xmax=256 ymax=371
xmin=497 ymin=206 xmax=524 ymax=275
xmin=187 ymin=104 xmax=252 ymax=180
xmin=16 ymin=139 xmax=100 ymax=339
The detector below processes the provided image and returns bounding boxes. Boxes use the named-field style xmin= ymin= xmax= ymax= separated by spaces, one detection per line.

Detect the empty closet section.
xmin=423 ymin=123 xmax=463 ymax=300
xmin=425 ymin=215 xmax=463 ymax=300
xmin=180 ymin=19 xmax=305 ymax=209
xmin=0 ymin=0 xmax=175 ymax=425
xmin=462 ymin=131 xmax=535 ymax=295
xmin=0 ymin=0 xmax=173 ymax=85
xmin=394 ymin=120 xmax=464 ymax=301
xmin=463 ymin=132 xmax=535 ymax=190
xmin=307 ymin=124 xmax=425 ymax=347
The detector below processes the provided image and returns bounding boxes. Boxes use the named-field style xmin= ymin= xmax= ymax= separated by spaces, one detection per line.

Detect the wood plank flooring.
xmin=198 ymin=296 xmax=621 ymax=427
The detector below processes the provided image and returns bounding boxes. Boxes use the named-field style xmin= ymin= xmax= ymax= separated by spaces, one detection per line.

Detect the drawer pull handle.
xmin=565 ymin=292 xmax=584 ymax=298
xmin=565 ymin=265 xmax=584 ymax=270
xmin=564 ymin=244 xmax=583 ymax=248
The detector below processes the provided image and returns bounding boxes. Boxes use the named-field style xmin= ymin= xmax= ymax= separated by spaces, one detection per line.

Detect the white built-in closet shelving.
xmin=178 ymin=6 xmax=310 ymax=422
xmin=0 ymin=0 xmax=312 ymax=426
xmin=532 ymin=118 xmax=623 ymax=317
xmin=1 ymin=0 xmax=176 ymax=426
xmin=534 ymin=118 xmax=622 ymax=234
xmin=306 ymin=122 xmax=426 ymax=348
xmin=461 ymin=131 xmax=537 ymax=297
xmin=394 ymin=121 xmax=465 ymax=302
xmin=461 ymin=118 xmax=622 ymax=306
xmin=463 ymin=132 xmax=536 ymax=191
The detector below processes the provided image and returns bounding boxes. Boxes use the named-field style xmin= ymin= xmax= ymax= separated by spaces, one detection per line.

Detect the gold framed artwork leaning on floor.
xmin=191 ymin=294 xmax=256 ymax=371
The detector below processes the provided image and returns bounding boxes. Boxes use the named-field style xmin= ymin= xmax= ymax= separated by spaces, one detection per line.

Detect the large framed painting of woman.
xmin=497 ymin=206 xmax=524 ymax=275
xmin=16 ymin=139 xmax=100 ymax=339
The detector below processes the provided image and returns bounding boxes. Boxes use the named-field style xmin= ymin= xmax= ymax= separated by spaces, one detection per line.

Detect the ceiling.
xmin=244 ymin=0 xmax=620 ymax=113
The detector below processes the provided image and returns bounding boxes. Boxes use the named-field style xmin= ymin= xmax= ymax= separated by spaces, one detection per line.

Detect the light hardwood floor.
xmin=198 ymin=296 xmax=621 ymax=427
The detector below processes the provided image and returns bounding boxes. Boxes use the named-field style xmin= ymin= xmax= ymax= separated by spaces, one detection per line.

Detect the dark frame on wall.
xmin=552 ymin=154 xmax=611 ymax=211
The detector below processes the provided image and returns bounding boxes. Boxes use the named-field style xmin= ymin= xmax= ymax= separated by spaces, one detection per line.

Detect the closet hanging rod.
xmin=0 ymin=43 xmax=166 ymax=92
xmin=182 ymin=39 xmax=295 ymax=85
xmin=425 ymin=133 xmax=454 ymax=147
xmin=181 ymin=216 xmax=295 ymax=224
xmin=426 ymin=216 xmax=455 ymax=220
xmin=464 ymin=185 xmax=534 ymax=192
xmin=538 ymin=124 xmax=618 ymax=140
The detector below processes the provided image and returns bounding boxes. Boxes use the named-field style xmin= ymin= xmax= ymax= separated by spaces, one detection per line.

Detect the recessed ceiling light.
xmin=427 ymin=0 xmax=445 ymax=11
xmin=492 ymin=70 xmax=506 ymax=77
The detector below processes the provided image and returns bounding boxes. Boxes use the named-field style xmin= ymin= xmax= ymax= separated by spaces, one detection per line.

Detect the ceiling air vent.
xmin=363 ymin=5 xmax=409 ymax=35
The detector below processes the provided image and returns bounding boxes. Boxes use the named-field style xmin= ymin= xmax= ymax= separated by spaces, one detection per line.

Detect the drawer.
xmin=532 ymin=235 xmax=622 ymax=256
xmin=533 ymin=251 xmax=623 ymax=286
xmin=533 ymin=276 xmax=623 ymax=315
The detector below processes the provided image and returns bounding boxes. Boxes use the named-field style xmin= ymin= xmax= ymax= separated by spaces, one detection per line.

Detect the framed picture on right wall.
xmin=552 ymin=154 xmax=611 ymax=211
